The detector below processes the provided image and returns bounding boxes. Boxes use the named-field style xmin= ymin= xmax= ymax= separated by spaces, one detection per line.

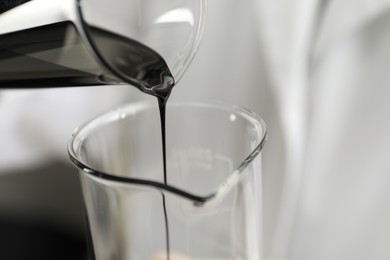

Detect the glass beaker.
xmin=68 ymin=101 xmax=267 ymax=260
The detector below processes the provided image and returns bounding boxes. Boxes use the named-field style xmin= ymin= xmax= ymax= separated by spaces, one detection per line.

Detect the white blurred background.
xmin=1 ymin=0 xmax=390 ymax=259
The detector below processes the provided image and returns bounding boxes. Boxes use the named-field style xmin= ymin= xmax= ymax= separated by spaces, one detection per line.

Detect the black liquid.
xmin=0 ymin=21 xmax=174 ymax=259
xmin=157 ymin=91 xmax=172 ymax=260
xmin=90 ymin=25 xmax=175 ymax=260
xmin=91 ymin=24 xmax=175 ymax=260
xmin=0 ymin=21 xmax=174 ymax=94
xmin=0 ymin=22 xmax=108 ymax=88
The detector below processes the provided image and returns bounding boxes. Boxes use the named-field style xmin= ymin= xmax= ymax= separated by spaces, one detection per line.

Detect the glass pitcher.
xmin=68 ymin=101 xmax=267 ymax=260
xmin=0 ymin=0 xmax=206 ymax=92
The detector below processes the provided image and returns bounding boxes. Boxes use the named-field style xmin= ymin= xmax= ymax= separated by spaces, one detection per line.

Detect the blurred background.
xmin=1 ymin=0 xmax=390 ymax=259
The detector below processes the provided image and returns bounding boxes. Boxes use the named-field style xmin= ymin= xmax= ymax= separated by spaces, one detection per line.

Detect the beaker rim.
xmin=68 ymin=100 xmax=267 ymax=205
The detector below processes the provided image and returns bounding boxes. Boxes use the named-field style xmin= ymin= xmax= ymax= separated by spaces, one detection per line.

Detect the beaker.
xmin=68 ymin=101 xmax=267 ymax=260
